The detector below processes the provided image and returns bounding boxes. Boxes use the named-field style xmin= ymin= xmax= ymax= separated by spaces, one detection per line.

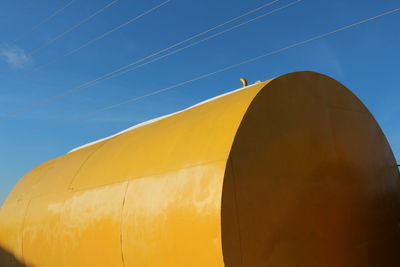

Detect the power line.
xmin=91 ymin=6 xmax=399 ymax=112
xmin=14 ymin=5 xmax=398 ymax=138
xmin=26 ymin=0 xmax=171 ymax=74
xmin=11 ymin=0 xmax=77 ymax=44
xmin=85 ymin=0 xmax=303 ymax=90
xmin=28 ymin=0 xmax=280 ymax=74
xmin=4 ymin=6 xmax=399 ymax=142
xmin=63 ymin=0 xmax=282 ymax=73
xmin=28 ymin=0 xmax=120 ymax=56
xmin=83 ymin=0 xmax=280 ymax=78
xmin=15 ymin=0 xmax=281 ymax=96
xmin=1 ymin=0 xmax=297 ymax=120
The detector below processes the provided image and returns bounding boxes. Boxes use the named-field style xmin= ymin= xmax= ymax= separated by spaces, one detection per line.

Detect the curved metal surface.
xmin=0 ymin=72 xmax=399 ymax=267
xmin=221 ymin=72 xmax=400 ymax=266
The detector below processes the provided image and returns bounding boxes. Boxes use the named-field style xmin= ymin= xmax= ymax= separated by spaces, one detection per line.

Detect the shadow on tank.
xmin=0 ymin=246 xmax=28 ymax=267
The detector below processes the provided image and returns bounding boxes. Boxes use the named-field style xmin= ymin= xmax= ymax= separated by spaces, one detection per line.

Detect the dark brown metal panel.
xmin=221 ymin=71 xmax=400 ymax=267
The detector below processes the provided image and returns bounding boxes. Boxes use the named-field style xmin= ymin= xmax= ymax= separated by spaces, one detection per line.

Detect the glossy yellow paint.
xmin=0 ymin=71 xmax=399 ymax=267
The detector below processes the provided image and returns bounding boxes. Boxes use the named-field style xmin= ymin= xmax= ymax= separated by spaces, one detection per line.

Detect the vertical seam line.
xmin=67 ymin=140 xmax=110 ymax=190
xmin=119 ymin=181 xmax=130 ymax=267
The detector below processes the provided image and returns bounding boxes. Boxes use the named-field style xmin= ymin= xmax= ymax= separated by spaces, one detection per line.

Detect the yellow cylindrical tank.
xmin=0 ymin=71 xmax=399 ymax=267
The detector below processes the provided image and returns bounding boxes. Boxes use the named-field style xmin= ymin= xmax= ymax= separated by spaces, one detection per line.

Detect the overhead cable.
xmin=6 ymin=6 xmax=399 ymax=139
xmin=2 ymin=0 xmax=296 ymax=120
xmin=27 ymin=0 xmax=172 ymax=73
xmin=28 ymin=0 xmax=120 ymax=56
xmin=11 ymin=0 xmax=77 ymax=44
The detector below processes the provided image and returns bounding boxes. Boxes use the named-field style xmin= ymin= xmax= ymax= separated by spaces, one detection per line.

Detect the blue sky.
xmin=0 ymin=0 xmax=399 ymax=204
